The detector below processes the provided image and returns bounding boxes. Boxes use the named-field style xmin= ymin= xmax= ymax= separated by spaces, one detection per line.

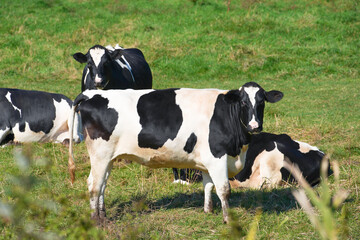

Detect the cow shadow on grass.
xmin=108 ymin=187 xmax=297 ymax=222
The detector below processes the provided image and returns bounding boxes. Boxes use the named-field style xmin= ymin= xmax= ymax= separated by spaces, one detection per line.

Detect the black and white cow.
xmin=232 ymin=132 xmax=332 ymax=188
xmin=68 ymin=82 xmax=283 ymax=223
xmin=0 ymin=88 xmax=82 ymax=146
xmin=73 ymin=44 xmax=152 ymax=91
xmin=174 ymin=133 xmax=332 ymax=188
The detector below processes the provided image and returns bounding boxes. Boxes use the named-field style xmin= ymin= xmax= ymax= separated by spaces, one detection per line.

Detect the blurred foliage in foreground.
xmin=0 ymin=144 xmax=103 ymax=240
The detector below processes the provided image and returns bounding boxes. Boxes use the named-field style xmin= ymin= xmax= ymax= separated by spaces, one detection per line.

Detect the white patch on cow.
xmin=172 ymin=179 xmax=190 ymax=185
xmin=259 ymin=143 xmax=283 ymax=185
xmin=5 ymin=92 xmax=22 ymax=116
xmin=94 ymin=74 xmax=102 ymax=84
xmin=89 ymin=48 xmax=105 ymax=67
xmin=248 ymin=115 xmax=259 ymax=130
xmin=12 ymin=122 xmax=44 ymax=142
xmin=87 ymin=171 xmax=94 ymax=194
xmin=114 ymin=44 xmax=124 ymax=50
xmin=105 ymin=45 xmax=115 ymax=51
xmin=115 ymin=59 xmax=127 ymax=69
xmin=238 ymin=143 xmax=283 ymax=189
xmin=295 ymin=140 xmax=322 ymax=154
xmin=105 ymin=44 xmax=124 ymax=51
xmin=172 ymin=89 xmax=224 ymax=169
xmin=244 ymin=86 xmax=260 ymax=108
xmin=84 ymin=68 xmax=89 ymax=85
xmin=52 ymin=98 xmax=76 ymax=143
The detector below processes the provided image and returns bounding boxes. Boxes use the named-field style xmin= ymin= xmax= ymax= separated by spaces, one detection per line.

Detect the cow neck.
xmin=208 ymin=94 xmax=251 ymax=159
xmin=229 ymin=102 xmax=252 ymax=149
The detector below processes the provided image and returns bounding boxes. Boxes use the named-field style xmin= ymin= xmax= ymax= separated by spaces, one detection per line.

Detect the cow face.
xmin=239 ymin=82 xmax=283 ymax=133
xmin=73 ymin=45 xmax=122 ymax=89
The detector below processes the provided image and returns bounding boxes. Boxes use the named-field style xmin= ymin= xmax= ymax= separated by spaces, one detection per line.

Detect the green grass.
xmin=0 ymin=0 xmax=359 ymax=239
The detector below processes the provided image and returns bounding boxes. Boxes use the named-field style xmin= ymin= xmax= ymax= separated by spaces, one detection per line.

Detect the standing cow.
xmin=232 ymin=132 xmax=332 ymax=188
xmin=0 ymin=88 xmax=81 ymax=146
xmin=73 ymin=44 xmax=152 ymax=91
xmin=68 ymin=82 xmax=283 ymax=223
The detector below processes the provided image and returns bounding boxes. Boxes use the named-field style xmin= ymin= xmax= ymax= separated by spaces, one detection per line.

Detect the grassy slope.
xmin=0 ymin=0 xmax=359 ymax=239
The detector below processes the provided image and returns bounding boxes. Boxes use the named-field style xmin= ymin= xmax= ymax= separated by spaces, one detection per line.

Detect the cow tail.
xmin=68 ymin=104 xmax=77 ymax=185
xmin=68 ymin=93 xmax=87 ymax=185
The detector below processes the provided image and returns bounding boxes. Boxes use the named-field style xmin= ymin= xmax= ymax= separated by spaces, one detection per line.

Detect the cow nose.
xmin=94 ymin=75 xmax=102 ymax=85
xmin=249 ymin=121 xmax=259 ymax=130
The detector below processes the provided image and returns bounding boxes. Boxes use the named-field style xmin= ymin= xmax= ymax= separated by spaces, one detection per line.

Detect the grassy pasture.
xmin=0 ymin=0 xmax=359 ymax=239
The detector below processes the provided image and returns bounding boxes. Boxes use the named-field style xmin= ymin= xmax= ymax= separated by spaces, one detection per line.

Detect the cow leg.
xmin=87 ymin=156 xmax=113 ymax=223
xmin=202 ymin=172 xmax=214 ymax=213
xmin=207 ymin=159 xmax=231 ymax=224
xmin=172 ymin=168 xmax=180 ymax=183
xmin=0 ymin=128 xmax=12 ymax=146
xmin=98 ymin=160 xmax=114 ymax=219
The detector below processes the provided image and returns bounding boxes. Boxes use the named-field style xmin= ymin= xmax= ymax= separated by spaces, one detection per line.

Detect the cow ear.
xmin=224 ymin=90 xmax=241 ymax=104
xmin=73 ymin=52 xmax=87 ymax=63
xmin=109 ymin=49 xmax=122 ymax=60
xmin=265 ymin=90 xmax=283 ymax=103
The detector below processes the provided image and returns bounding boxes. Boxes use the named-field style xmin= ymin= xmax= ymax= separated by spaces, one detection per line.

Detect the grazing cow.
xmin=0 ymin=88 xmax=82 ymax=146
xmin=231 ymin=132 xmax=332 ymax=188
xmin=73 ymin=44 xmax=152 ymax=91
xmin=68 ymin=82 xmax=283 ymax=223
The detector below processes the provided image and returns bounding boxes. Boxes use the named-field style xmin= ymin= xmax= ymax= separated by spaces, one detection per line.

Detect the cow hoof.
xmin=99 ymin=210 xmax=107 ymax=219
xmin=98 ymin=217 xmax=109 ymax=227
xmin=204 ymin=207 xmax=213 ymax=214
xmin=91 ymin=212 xmax=99 ymax=220
xmin=62 ymin=139 xmax=70 ymax=147
xmin=91 ymin=214 xmax=109 ymax=227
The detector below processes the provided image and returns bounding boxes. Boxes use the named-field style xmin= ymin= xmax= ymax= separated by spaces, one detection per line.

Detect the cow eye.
xmin=241 ymin=100 xmax=247 ymax=107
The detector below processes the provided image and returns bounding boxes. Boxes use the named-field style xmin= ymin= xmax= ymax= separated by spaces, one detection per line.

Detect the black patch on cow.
xmin=137 ymin=89 xmax=182 ymax=149
xmin=0 ymin=88 xmax=72 ymax=135
xmin=183 ymin=133 xmax=197 ymax=153
xmin=77 ymin=94 xmax=118 ymax=141
xmin=0 ymin=133 xmax=14 ymax=145
xmin=209 ymin=91 xmax=250 ymax=158
xmin=0 ymin=90 xmax=21 ymax=131
xmin=278 ymin=143 xmax=330 ymax=186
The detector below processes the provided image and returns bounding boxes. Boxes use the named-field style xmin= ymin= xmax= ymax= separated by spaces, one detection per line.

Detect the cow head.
xmin=236 ymin=82 xmax=283 ymax=133
xmin=73 ymin=45 xmax=122 ymax=89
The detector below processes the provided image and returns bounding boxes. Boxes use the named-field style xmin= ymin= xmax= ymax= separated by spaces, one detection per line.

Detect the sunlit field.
xmin=1 ymin=0 xmax=359 ymax=239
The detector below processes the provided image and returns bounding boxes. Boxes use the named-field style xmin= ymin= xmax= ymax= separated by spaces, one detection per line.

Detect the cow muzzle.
xmin=247 ymin=121 xmax=261 ymax=134
xmin=94 ymin=75 xmax=105 ymax=88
